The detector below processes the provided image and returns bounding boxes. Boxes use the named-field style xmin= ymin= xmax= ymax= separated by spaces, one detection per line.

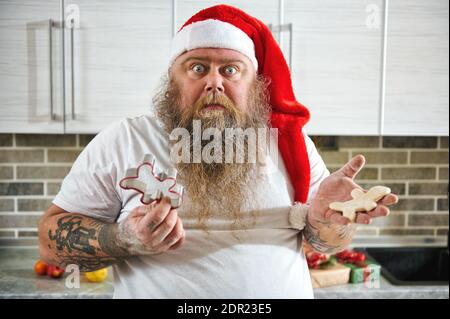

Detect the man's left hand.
xmin=308 ymin=154 xmax=399 ymax=226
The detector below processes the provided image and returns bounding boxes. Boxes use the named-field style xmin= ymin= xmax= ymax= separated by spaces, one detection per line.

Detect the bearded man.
xmin=38 ymin=5 xmax=398 ymax=298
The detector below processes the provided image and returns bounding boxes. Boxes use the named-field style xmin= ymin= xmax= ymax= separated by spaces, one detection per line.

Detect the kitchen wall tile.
xmin=0 ymin=166 xmax=13 ymax=179
xmin=17 ymin=199 xmax=53 ymax=212
xmin=318 ymin=151 xmax=349 ymax=165
xmin=371 ymin=213 xmax=405 ymax=227
xmin=379 ymin=228 xmax=435 ymax=236
xmin=381 ymin=167 xmax=436 ymax=180
xmin=354 ymin=168 xmax=379 ymax=180
xmin=0 ymin=199 xmax=14 ymax=212
xmin=0 ymin=183 xmax=44 ymax=196
xmin=47 ymin=150 xmax=81 ymax=163
xmin=392 ymin=198 xmax=435 ymax=211
xmin=439 ymin=167 xmax=449 ymax=180
xmin=440 ymin=137 xmax=449 ymax=149
xmin=409 ymin=182 xmax=448 ymax=195
xmin=338 ymin=137 xmax=380 ymax=148
xmin=310 ymin=136 xmax=338 ymax=150
xmin=437 ymin=198 xmax=449 ymax=211
xmin=0 ymin=230 xmax=15 ymax=238
xmin=47 ymin=182 xmax=62 ymax=196
xmin=16 ymin=134 xmax=76 ymax=147
xmin=411 ymin=151 xmax=449 ymax=164
xmin=353 ymin=151 xmax=407 ymax=164
xmin=79 ymin=134 xmax=96 ymax=147
xmin=0 ymin=214 xmax=41 ymax=228
xmin=358 ymin=182 xmax=406 ymax=195
xmin=383 ymin=137 xmax=437 ymax=149
xmin=18 ymin=230 xmax=38 ymax=237
xmin=0 ymin=150 xmax=44 ymax=163
xmin=408 ymin=214 xmax=449 ymax=227
xmin=0 ymin=134 xmax=13 ymax=147
xmin=1 ymin=134 xmax=448 ymax=246
xmin=328 ymin=166 xmax=379 ymax=180
xmin=16 ymin=166 xmax=71 ymax=179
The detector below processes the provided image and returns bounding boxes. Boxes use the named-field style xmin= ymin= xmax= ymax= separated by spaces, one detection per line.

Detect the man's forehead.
xmin=176 ymin=48 xmax=253 ymax=67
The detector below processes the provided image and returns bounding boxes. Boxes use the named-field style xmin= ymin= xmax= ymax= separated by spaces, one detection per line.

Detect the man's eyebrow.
xmin=181 ymin=56 xmax=246 ymax=65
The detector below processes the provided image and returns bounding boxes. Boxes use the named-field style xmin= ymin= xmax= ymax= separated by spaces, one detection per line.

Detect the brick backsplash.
xmin=0 ymin=134 xmax=448 ymax=245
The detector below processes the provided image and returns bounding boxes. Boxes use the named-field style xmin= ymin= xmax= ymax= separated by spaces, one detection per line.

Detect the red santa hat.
xmin=169 ymin=4 xmax=311 ymax=203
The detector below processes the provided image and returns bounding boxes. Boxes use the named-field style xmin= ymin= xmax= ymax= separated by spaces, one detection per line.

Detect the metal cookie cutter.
xmin=119 ymin=154 xmax=184 ymax=208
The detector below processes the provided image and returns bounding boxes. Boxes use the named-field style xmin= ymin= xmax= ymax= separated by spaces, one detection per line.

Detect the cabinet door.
xmin=384 ymin=0 xmax=449 ymax=136
xmin=176 ymin=0 xmax=280 ymax=32
xmin=285 ymin=0 xmax=384 ymax=135
xmin=0 ymin=0 xmax=64 ymax=133
xmin=63 ymin=0 xmax=172 ymax=133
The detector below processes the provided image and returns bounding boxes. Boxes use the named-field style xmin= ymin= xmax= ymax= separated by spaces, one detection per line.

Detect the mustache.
xmin=181 ymin=92 xmax=244 ymax=124
xmin=153 ymin=73 xmax=272 ymax=138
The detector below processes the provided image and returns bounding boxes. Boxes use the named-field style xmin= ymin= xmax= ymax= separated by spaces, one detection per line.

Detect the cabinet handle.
xmin=267 ymin=23 xmax=293 ymax=70
xmin=49 ymin=19 xmax=55 ymax=121
xmin=69 ymin=21 xmax=75 ymax=120
xmin=288 ymin=23 xmax=293 ymax=72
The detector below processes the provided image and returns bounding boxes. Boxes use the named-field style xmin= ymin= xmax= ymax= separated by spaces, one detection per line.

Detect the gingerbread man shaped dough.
xmin=329 ymin=186 xmax=391 ymax=222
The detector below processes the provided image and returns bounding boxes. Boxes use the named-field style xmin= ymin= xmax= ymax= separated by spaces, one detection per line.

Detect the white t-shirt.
xmin=53 ymin=114 xmax=330 ymax=299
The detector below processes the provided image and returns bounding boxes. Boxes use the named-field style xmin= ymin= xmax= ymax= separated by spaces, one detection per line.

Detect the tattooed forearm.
xmin=97 ymin=222 xmax=129 ymax=256
xmin=54 ymin=252 xmax=120 ymax=272
xmin=48 ymin=216 xmax=97 ymax=255
xmin=44 ymin=214 xmax=131 ymax=272
xmin=303 ymin=218 xmax=339 ymax=254
xmin=303 ymin=215 xmax=357 ymax=254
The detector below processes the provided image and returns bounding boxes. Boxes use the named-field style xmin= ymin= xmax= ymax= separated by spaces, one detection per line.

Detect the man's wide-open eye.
xmin=223 ymin=65 xmax=238 ymax=76
xmin=191 ymin=63 xmax=206 ymax=74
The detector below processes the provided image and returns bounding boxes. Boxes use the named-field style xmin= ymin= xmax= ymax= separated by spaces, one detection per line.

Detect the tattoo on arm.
xmin=97 ymin=222 xmax=129 ymax=256
xmin=54 ymin=252 xmax=119 ymax=272
xmin=48 ymin=215 xmax=129 ymax=272
xmin=303 ymin=218 xmax=338 ymax=254
xmin=303 ymin=217 xmax=357 ymax=254
xmin=48 ymin=216 xmax=97 ymax=255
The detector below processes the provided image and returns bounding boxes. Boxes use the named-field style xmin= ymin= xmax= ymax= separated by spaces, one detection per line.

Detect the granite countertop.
xmin=0 ymin=247 xmax=448 ymax=299
xmin=0 ymin=248 xmax=113 ymax=299
xmin=313 ymin=276 xmax=448 ymax=299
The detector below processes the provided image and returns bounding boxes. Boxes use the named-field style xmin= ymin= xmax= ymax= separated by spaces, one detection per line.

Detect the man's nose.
xmin=204 ymin=69 xmax=224 ymax=94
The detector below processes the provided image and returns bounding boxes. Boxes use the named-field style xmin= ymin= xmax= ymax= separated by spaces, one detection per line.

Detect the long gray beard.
xmin=153 ymin=74 xmax=271 ymax=230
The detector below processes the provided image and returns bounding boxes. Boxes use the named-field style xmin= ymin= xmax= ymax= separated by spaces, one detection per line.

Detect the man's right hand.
xmin=117 ymin=197 xmax=185 ymax=256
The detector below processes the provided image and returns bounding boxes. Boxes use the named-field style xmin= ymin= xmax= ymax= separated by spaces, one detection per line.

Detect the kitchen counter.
xmin=0 ymin=247 xmax=448 ymax=299
xmin=313 ymin=276 xmax=448 ymax=299
xmin=0 ymin=247 xmax=113 ymax=299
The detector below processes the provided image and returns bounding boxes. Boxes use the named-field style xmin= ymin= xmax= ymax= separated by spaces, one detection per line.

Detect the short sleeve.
xmin=52 ymin=122 xmax=124 ymax=223
xmin=303 ymin=132 xmax=330 ymax=204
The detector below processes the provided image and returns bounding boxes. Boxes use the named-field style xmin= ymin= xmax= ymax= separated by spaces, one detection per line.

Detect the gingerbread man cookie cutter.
xmin=329 ymin=186 xmax=391 ymax=222
xmin=119 ymin=154 xmax=184 ymax=208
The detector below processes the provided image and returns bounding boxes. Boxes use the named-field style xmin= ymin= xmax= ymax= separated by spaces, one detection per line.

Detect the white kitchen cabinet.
xmin=1 ymin=0 xmax=448 ymax=136
xmin=383 ymin=0 xmax=449 ymax=136
xmin=0 ymin=0 xmax=64 ymax=133
xmin=284 ymin=0 xmax=384 ymax=136
xmin=176 ymin=0 xmax=281 ymax=33
xmin=63 ymin=0 xmax=172 ymax=133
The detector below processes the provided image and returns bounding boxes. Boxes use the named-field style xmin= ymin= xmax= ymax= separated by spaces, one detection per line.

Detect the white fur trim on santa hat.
xmin=169 ymin=19 xmax=258 ymax=71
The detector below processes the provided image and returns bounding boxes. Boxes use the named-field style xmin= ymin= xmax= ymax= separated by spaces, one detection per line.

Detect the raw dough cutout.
xmin=329 ymin=186 xmax=391 ymax=222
